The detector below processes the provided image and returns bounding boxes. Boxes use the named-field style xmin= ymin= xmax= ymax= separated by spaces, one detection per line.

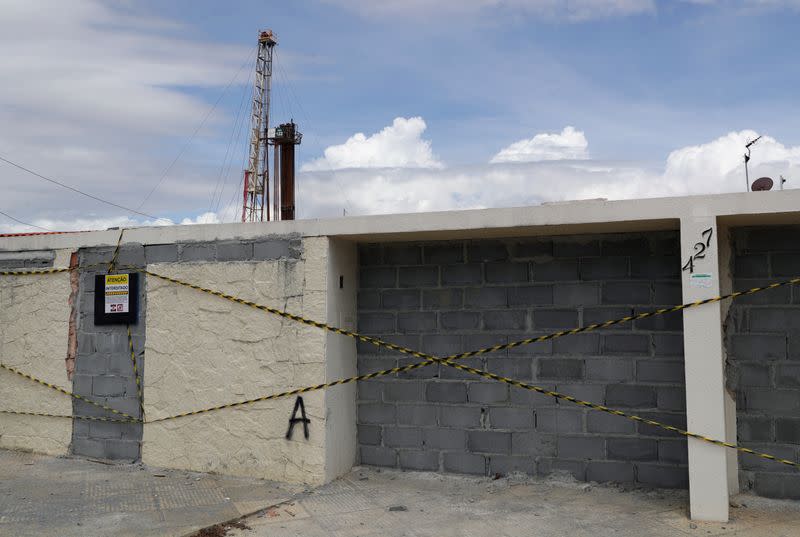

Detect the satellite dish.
xmin=751 ymin=177 xmax=774 ymax=191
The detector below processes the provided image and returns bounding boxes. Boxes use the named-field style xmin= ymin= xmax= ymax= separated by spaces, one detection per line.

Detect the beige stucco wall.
xmin=324 ymin=239 xmax=358 ymax=481
xmin=142 ymin=237 xmax=331 ymax=484
xmin=0 ymin=264 xmax=72 ymax=455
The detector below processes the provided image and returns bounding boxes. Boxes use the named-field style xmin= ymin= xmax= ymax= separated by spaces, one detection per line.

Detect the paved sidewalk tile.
xmin=0 ymin=449 xmax=301 ymax=537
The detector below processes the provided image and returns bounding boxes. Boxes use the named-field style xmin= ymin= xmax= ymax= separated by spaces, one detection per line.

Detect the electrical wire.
xmin=223 ymin=149 xmax=248 ymax=222
xmin=207 ymin=62 xmax=253 ymax=214
xmin=220 ymin=64 xmax=260 ymax=223
xmin=0 ymin=155 xmax=165 ymax=221
xmin=136 ymin=49 xmax=256 ymax=212
xmin=0 ymin=209 xmax=52 ymax=231
xmin=215 ymin=101 xmax=251 ymax=215
xmin=272 ymin=54 xmax=293 ymax=123
xmin=216 ymin=58 xmax=255 ymax=213
xmin=210 ymin=84 xmax=248 ymax=212
xmin=222 ymin=124 xmax=251 ymax=223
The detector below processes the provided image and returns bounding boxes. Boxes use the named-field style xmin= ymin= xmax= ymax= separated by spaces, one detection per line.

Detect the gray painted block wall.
xmin=71 ymin=236 xmax=301 ymax=461
xmin=72 ymin=245 xmax=147 ymax=461
xmin=726 ymin=226 xmax=800 ymax=500
xmin=356 ymin=232 xmax=689 ymax=488
xmin=0 ymin=250 xmax=55 ymax=269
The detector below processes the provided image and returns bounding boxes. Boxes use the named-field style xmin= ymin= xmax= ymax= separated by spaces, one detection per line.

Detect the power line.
xmin=208 ymin=60 xmax=254 ymax=214
xmin=215 ymin=99 xmax=251 ymax=215
xmin=0 ymin=209 xmax=52 ymax=231
xmin=137 ymin=49 xmax=256 ymax=212
xmin=222 ymin=127 xmax=251 ymax=223
xmin=0 ymin=155 xmax=165 ymax=221
xmin=208 ymin=83 xmax=248 ymax=212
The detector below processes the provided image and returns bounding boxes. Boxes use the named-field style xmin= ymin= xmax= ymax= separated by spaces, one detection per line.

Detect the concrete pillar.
xmin=679 ymin=216 xmax=737 ymax=521
xmin=324 ymin=239 xmax=358 ymax=482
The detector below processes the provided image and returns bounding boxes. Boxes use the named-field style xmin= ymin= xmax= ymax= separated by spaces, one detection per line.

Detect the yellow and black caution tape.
xmin=139 ymin=268 xmax=800 ymax=469
xmin=139 ymin=268 xmax=800 ymax=365
xmin=436 ymin=360 xmax=800 ymax=469
xmin=0 ymin=267 xmax=72 ymax=276
xmin=127 ymin=325 xmax=144 ymax=419
xmin=143 ymin=329 xmax=800 ymax=469
xmin=107 ymin=228 xmax=126 ymax=272
xmin=0 ymin=228 xmax=124 ymax=277
xmin=0 ymin=262 xmax=115 ymax=277
xmin=3 ymin=262 xmax=799 ymax=469
xmin=0 ymin=409 xmax=139 ymax=423
xmin=0 ymin=362 xmax=141 ymax=423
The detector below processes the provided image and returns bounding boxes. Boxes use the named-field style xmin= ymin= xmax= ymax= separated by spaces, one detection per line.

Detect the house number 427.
xmin=681 ymin=227 xmax=713 ymax=274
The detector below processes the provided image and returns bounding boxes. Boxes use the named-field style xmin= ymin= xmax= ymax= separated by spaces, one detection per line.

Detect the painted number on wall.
xmin=681 ymin=227 xmax=713 ymax=274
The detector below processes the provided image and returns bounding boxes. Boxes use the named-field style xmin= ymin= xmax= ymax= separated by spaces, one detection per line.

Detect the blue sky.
xmin=141 ymin=0 xmax=800 ymax=162
xmin=1 ymin=0 xmax=799 ymax=231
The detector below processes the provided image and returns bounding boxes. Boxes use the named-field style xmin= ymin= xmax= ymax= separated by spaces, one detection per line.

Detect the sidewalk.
xmin=227 ymin=467 xmax=800 ymax=537
xmin=2 ymin=448 xmax=799 ymax=537
xmin=0 ymin=449 xmax=301 ymax=537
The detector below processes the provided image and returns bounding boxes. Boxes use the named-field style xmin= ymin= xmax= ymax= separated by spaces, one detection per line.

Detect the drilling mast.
xmin=242 ymin=30 xmax=277 ymax=222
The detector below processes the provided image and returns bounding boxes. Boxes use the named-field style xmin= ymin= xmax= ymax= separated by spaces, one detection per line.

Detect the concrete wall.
xmin=71 ymin=244 xmax=146 ymax=460
xmin=0 ymin=250 xmax=73 ymax=455
xmin=726 ymin=225 xmax=800 ymax=500
xmin=356 ymin=232 xmax=689 ymax=487
xmin=141 ymin=236 xmax=333 ymax=484
xmin=324 ymin=239 xmax=359 ymax=481
xmin=4 ymin=190 xmax=800 ymax=520
xmin=0 ymin=233 xmax=356 ymax=485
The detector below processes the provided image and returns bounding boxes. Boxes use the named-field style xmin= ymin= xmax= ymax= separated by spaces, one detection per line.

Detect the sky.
xmin=1 ymin=0 xmax=800 ymax=232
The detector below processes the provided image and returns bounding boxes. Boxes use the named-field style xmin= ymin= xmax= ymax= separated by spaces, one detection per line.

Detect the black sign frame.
xmin=94 ymin=273 xmax=139 ymax=325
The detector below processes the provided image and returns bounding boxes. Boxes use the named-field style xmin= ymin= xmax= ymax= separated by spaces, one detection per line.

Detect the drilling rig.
xmin=241 ymin=29 xmax=302 ymax=222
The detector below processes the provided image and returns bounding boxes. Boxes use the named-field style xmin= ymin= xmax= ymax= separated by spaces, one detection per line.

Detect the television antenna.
xmin=743 ymin=135 xmax=762 ymax=192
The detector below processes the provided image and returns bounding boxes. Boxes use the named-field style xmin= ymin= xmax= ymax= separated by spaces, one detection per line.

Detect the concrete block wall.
xmin=356 ymin=232 xmax=689 ymax=487
xmin=141 ymin=236 xmax=334 ymax=484
xmin=0 ymin=250 xmax=55 ymax=269
xmin=72 ymin=244 xmax=146 ymax=461
xmin=726 ymin=225 xmax=800 ymax=499
xmin=71 ymin=236 xmax=302 ymax=462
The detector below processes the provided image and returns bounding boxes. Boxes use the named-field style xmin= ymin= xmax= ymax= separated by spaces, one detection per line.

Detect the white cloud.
xmin=324 ymin=0 xmax=656 ymax=21
xmin=0 ymin=0 xmax=250 ymax=229
xmin=296 ymin=127 xmax=799 ymax=219
xmin=296 ymin=163 xmax=661 ymax=218
xmin=665 ymin=130 xmax=800 ymax=178
xmin=0 ymin=211 xmax=226 ymax=235
xmin=4 ymin=123 xmax=798 ymax=232
xmin=490 ymin=126 xmax=589 ymax=163
xmin=300 ymin=117 xmax=442 ymax=171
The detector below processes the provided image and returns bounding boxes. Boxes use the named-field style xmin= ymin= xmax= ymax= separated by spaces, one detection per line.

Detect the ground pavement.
xmin=0 ymin=449 xmax=301 ymax=537
xmin=2 ymin=448 xmax=799 ymax=537
xmin=226 ymin=468 xmax=800 ymax=537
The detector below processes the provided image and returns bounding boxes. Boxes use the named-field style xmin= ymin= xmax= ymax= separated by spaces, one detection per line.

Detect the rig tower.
xmin=242 ymin=30 xmax=277 ymax=222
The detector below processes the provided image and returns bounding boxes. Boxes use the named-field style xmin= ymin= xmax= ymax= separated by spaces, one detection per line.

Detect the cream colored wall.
xmin=324 ymin=239 xmax=358 ymax=482
xmin=142 ymin=237 xmax=330 ymax=485
xmin=0 ymin=254 xmax=72 ymax=455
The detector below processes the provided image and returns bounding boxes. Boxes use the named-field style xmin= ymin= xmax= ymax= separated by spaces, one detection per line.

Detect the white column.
xmin=679 ymin=216 xmax=737 ymax=521
xmin=324 ymin=238 xmax=358 ymax=482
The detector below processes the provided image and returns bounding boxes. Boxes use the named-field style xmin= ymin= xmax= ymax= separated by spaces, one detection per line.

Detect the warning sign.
xmin=95 ymin=273 xmax=138 ymax=325
xmin=105 ymin=274 xmax=130 ymax=313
